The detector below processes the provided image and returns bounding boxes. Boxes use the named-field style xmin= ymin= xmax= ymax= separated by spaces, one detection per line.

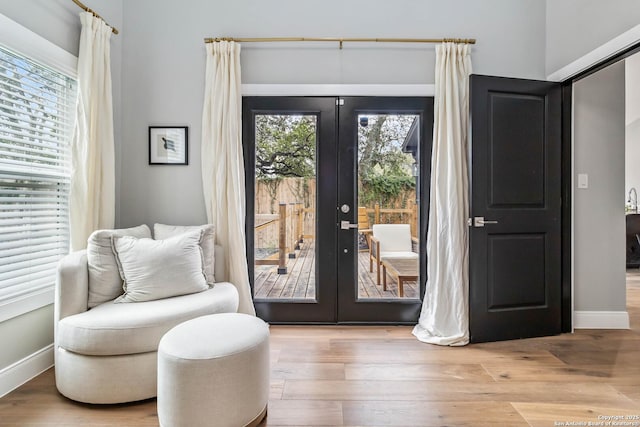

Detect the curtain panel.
xmin=69 ymin=12 xmax=115 ymax=251
xmin=201 ymin=41 xmax=255 ymax=315
xmin=413 ymin=43 xmax=472 ymax=346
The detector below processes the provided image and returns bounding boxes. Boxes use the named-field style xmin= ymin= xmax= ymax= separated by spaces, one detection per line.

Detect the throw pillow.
xmin=112 ymin=230 xmax=208 ymax=303
xmin=154 ymin=223 xmax=216 ymax=284
xmin=87 ymin=224 xmax=152 ymax=307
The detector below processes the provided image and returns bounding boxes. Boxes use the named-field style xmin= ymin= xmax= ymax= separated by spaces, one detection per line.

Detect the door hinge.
xmin=336 ymin=98 xmax=344 ymax=106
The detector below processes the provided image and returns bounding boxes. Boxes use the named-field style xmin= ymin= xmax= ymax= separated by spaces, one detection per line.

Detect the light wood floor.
xmin=1 ymin=278 xmax=639 ymax=426
xmin=254 ymin=239 xmax=419 ymax=301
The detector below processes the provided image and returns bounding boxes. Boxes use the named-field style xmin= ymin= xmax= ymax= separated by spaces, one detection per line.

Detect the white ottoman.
xmin=157 ymin=313 xmax=270 ymax=427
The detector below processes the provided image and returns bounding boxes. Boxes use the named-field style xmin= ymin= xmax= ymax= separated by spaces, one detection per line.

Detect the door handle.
xmin=473 ymin=217 xmax=498 ymax=227
xmin=340 ymin=220 xmax=359 ymax=230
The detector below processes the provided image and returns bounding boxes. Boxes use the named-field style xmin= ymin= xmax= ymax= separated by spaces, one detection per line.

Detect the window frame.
xmin=0 ymin=13 xmax=77 ymax=322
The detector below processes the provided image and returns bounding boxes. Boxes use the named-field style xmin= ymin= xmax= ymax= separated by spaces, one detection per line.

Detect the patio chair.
xmin=369 ymin=224 xmax=419 ymax=286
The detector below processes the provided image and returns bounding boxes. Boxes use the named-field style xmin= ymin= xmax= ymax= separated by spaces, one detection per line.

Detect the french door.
xmin=243 ymin=96 xmax=432 ymax=323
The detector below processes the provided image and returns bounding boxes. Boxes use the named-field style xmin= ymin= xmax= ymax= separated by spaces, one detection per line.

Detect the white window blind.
xmin=0 ymin=44 xmax=76 ymax=303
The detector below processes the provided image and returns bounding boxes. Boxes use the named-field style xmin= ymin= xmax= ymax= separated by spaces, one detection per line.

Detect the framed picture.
xmin=149 ymin=126 xmax=188 ymax=165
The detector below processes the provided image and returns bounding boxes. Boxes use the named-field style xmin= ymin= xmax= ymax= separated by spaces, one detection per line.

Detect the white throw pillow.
xmin=112 ymin=230 xmax=208 ymax=303
xmin=154 ymin=223 xmax=216 ymax=284
xmin=87 ymin=224 xmax=152 ymax=308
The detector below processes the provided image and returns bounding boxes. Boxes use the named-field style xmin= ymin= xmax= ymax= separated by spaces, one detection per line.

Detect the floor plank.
xmin=345 ymin=363 xmax=495 ymax=382
xmin=281 ymin=379 xmax=633 ymax=405
xmin=264 ymin=400 xmax=343 ymax=426
xmin=342 ymin=401 xmax=527 ymax=427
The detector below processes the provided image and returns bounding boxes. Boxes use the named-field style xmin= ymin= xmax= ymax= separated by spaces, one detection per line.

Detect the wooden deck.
xmin=253 ymin=238 xmax=419 ymax=300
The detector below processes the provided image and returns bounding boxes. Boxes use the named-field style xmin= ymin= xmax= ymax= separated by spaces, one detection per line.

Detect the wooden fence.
xmin=254 ymin=178 xmax=420 ymax=274
xmin=363 ymin=201 xmax=420 ymax=238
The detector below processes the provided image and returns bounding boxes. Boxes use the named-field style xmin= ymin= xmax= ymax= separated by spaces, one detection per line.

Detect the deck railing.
xmin=255 ymin=201 xmax=419 ymax=274
xmin=255 ymin=202 xmax=306 ymax=274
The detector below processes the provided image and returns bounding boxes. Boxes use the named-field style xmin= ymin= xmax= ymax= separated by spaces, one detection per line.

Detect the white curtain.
xmin=413 ymin=43 xmax=472 ymax=346
xmin=201 ymin=41 xmax=255 ymax=315
xmin=69 ymin=12 xmax=115 ymax=251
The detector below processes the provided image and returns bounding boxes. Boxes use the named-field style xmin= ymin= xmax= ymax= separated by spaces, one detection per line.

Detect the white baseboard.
xmin=574 ymin=311 xmax=630 ymax=329
xmin=0 ymin=343 xmax=54 ymax=398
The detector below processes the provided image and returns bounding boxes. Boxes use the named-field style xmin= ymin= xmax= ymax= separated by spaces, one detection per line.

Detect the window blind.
xmin=0 ymin=45 xmax=76 ymax=302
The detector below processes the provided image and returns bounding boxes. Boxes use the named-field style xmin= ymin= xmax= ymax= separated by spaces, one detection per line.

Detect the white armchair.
xmin=54 ymin=245 xmax=239 ymax=404
xmin=369 ymin=224 xmax=419 ymax=286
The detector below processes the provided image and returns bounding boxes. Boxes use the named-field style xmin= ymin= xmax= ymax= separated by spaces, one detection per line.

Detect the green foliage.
xmin=253 ymin=113 xmax=419 ymax=209
xmin=255 ymin=115 xmax=316 ymax=179
xmin=359 ymin=174 xmax=416 ymax=208
xmin=357 ymin=115 xmax=418 ymax=207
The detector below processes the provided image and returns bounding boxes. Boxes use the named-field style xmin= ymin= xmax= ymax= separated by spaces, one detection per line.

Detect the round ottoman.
xmin=157 ymin=313 xmax=270 ymax=427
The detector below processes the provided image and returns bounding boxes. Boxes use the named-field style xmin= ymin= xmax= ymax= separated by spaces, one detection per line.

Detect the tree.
xmin=255 ymin=115 xmax=316 ymax=179
xmin=357 ymin=115 xmax=418 ymax=207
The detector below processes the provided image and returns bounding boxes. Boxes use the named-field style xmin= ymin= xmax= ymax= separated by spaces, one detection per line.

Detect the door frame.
xmin=559 ymin=41 xmax=640 ymax=332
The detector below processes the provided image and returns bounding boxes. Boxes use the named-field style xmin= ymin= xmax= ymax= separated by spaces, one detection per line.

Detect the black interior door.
xmin=469 ymin=75 xmax=562 ymax=343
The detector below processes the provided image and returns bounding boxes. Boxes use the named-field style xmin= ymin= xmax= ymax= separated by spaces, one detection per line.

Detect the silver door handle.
xmin=474 ymin=216 xmax=498 ymax=227
xmin=340 ymin=220 xmax=359 ymax=230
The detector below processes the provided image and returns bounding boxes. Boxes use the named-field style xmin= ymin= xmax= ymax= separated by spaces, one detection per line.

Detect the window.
xmin=0 ymin=44 xmax=76 ymax=308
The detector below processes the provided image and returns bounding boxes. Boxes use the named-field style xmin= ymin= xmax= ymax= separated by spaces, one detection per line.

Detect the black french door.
xmin=243 ymin=97 xmax=337 ymax=322
xmin=243 ymin=96 xmax=432 ymax=323
xmin=337 ymin=97 xmax=432 ymax=322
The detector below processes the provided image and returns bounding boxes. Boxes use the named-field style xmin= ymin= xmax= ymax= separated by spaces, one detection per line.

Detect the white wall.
xmin=626 ymin=54 xmax=640 ymax=200
xmin=118 ymin=0 xmax=546 ymax=228
xmin=0 ymin=0 xmax=123 ymax=375
xmin=546 ymin=0 xmax=640 ymax=76
xmin=573 ymin=61 xmax=627 ymax=313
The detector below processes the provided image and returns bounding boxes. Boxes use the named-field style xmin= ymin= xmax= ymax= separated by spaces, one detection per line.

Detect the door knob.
xmin=473 ymin=217 xmax=498 ymax=227
xmin=340 ymin=220 xmax=359 ymax=230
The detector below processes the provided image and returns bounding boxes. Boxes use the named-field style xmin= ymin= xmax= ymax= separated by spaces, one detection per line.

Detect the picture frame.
xmin=148 ymin=126 xmax=188 ymax=165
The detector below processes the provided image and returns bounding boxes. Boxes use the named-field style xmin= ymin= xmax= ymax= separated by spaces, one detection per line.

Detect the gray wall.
xmin=573 ymin=61 xmax=627 ymax=312
xmin=0 ymin=0 xmax=123 ymax=372
xmin=118 ymin=0 xmax=546 ymax=228
xmin=626 ymin=54 xmax=640 ymax=200
xmin=546 ymin=0 xmax=640 ymax=76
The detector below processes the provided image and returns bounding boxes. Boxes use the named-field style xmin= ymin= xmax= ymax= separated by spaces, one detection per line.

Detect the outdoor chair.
xmin=369 ymin=224 xmax=419 ymax=286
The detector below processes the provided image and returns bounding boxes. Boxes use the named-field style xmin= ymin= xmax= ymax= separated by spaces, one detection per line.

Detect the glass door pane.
xmin=253 ymin=114 xmax=317 ymax=301
xmin=356 ymin=113 xmax=421 ymax=300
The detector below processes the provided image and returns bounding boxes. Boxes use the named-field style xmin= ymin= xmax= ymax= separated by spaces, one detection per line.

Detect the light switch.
xmin=578 ymin=173 xmax=589 ymax=189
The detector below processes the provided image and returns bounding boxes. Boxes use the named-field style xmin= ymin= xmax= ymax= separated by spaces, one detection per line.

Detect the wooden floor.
xmin=2 ymin=276 xmax=639 ymax=426
xmin=254 ymin=239 xmax=419 ymax=300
